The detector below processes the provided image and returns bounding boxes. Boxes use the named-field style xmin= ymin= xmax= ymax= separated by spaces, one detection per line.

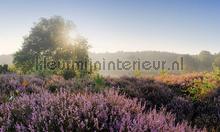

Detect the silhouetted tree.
xmin=13 ymin=16 xmax=89 ymax=76
xmin=182 ymin=55 xmax=199 ymax=72
xmin=0 ymin=64 xmax=9 ymax=74
xmin=214 ymin=54 xmax=220 ymax=67
xmin=198 ymin=51 xmax=214 ymax=71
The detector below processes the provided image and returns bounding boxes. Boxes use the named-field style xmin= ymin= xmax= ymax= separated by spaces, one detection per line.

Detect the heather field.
xmin=1 ymin=1 xmax=220 ymax=131
xmin=0 ymin=70 xmax=220 ymax=131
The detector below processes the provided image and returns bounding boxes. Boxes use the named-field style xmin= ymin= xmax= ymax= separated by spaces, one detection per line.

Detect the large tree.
xmin=197 ymin=50 xmax=214 ymax=71
xmin=182 ymin=55 xmax=199 ymax=72
xmin=14 ymin=16 xmax=89 ymax=75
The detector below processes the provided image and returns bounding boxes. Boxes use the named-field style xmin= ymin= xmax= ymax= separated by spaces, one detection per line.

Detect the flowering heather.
xmin=105 ymin=76 xmax=174 ymax=108
xmin=0 ymin=74 xmax=94 ymax=103
xmin=105 ymin=76 xmax=220 ymax=130
xmin=45 ymin=75 xmax=95 ymax=92
xmin=0 ymin=90 xmax=204 ymax=132
xmin=1 ymin=74 xmax=220 ymax=130
xmin=0 ymin=74 xmax=45 ymax=104
xmin=0 ymin=74 xmax=45 ymax=91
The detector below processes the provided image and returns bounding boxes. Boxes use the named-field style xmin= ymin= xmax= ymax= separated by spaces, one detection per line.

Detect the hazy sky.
xmin=0 ymin=0 xmax=219 ymax=55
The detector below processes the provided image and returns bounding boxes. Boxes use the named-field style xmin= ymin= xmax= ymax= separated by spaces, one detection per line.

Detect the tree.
xmin=181 ymin=55 xmax=198 ymax=72
xmin=14 ymin=16 xmax=89 ymax=76
xmin=214 ymin=54 xmax=220 ymax=67
xmin=197 ymin=51 xmax=214 ymax=71
xmin=0 ymin=64 xmax=8 ymax=74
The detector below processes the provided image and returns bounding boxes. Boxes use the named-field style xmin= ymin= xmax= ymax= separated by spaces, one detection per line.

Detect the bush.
xmin=203 ymin=87 xmax=220 ymax=107
xmin=62 ymin=70 xmax=76 ymax=80
xmin=92 ymin=74 xmax=106 ymax=92
xmin=0 ymin=74 xmax=95 ymax=96
xmin=187 ymin=77 xmax=216 ymax=100
xmin=166 ymin=97 xmax=194 ymax=123
xmin=0 ymin=90 xmax=203 ymax=131
xmin=155 ymin=73 xmax=205 ymax=96
xmin=0 ymin=73 xmax=219 ymax=131
xmin=45 ymin=75 xmax=94 ymax=92
xmin=0 ymin=64 xmax=9 ymax=74
xmin=106 ymin=77 xmax=174 ymax=108
xmin=192 ymin=101 xmax=220 ymax=131
xmin=106 ymin=76 xmax=220 ymax=131
xmin=0 ymin=74 xmax=44 ymax=104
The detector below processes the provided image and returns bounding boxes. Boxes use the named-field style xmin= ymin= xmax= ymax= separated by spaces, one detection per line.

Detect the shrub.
xmin=105 ymin=77 xmax=174 ymax=108
xmin=62 ymin=70 xmax=76 ymax=80
xmin=0 ymin=73 xmax=219 ymax=131
xmin=155 ymin=72 xmax=220 ymax=100
xmin=166 ymin=97 xmax=194 ymax=123
xmin=45 ymin=75 xmax=94 ymax=92
xmin=203 ymin=87 xmax=220 ymax=107
xmin=187 ymin=77 xmax=216 ymax=100
xmin=0 ymin=64 xmax=9 ymax=74
xmin=0 ymin=74 xmax=95 ymax=96
xmin=92 ymin=74 xmax=106 ymax=92
xmin=192 ymin=101 xmax=220 ymax=131
xmin=106 ymin=76 xmax=220 ymax=131
xmin=198 ymin=87 xmax=220 ymax=130
xmin=47 ymin=84 xmax=59 ymax=93
xmin=155 ymin=73 xmax=205 ymax=96
xmin=0 ymin=90 xmax=203 ymax=132
xmin=0 ymin=74 xmax=44 ymax=104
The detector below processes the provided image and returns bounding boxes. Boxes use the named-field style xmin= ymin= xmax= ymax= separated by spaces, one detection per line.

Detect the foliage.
xmin=197 ymin=51 xmax=214 ymax=71
xmin=3 ymin=50 xmax=220 ymax=76
xmin=105 ymin=77 xmax=174 ymax=108
xmin=166 ymin=97 xmax=194 ymax=123
xmin=0 ymin=90 xmax=203 ymax=132
xmin=92 ymin=74 xmax=106 ymax=92
xmin=0 ymin=64 xmax=9 ymax=74
xmin=214 ymin=55 xmax=220 ymax=67
xmin=187 ymin=76 xmax=216 ymax=100
xmin=1 ymin=73 xmax=220 ymax=130
xmin=13 ymin=16 xmax=90 ymax=76
xmin=0 ymin=74 xmax=44 ymax=104
xmin=155 ymin=73 xmax=205 ymax=96
xmin=211 ymin=65 xmax=220 ymax=81
xmin=62 ymin=69 xmax=76 ymax=80
xmin=192 ymin=101 xmax=220 ymax=131
xmin=182 ymin=55 xmax=200 ymax=72
xmin=45 ymin=75 xmax=96 ymax=93
xmin=106 ymin=74 xmax=220 ymax=130
xmin=133 ymin=70 xmax=142 ymax=78
xmin=7 ymin=65 xmax=18 ymax=74
xmin=183 ymin=67 xmax=220 ymax=100
xmin=159 ymin=69 xmax=169 ymax=76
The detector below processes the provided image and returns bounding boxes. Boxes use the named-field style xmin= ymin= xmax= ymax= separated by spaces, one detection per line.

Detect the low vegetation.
xmin=0 ymin=16 xmax=219 ymax=131
xmin=0 ymin=69 xmax=220 ymax=131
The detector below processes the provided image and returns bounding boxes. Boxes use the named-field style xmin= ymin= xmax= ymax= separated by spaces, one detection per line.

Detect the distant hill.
xmin=0 ymin=51 xmax=219 ymax=76
xmin=90 ymin=51 xmax=219 ymax=76
xmin=89 ymin=51 xmax=185 ymax=76
xmin=2 ymin=51 xmax=181 ymax=65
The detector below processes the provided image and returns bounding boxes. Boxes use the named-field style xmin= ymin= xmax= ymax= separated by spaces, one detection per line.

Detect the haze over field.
xmin=0 ymin=0 xmax=220 ymax=55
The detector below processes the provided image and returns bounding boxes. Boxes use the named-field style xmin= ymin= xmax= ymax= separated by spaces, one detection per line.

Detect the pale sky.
xmin=0 ymin=0 xmax=220 ymax=55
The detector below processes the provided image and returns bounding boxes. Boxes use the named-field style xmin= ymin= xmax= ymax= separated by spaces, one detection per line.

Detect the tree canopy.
xmin=13 ymin=16 xmax=89 ymax=76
